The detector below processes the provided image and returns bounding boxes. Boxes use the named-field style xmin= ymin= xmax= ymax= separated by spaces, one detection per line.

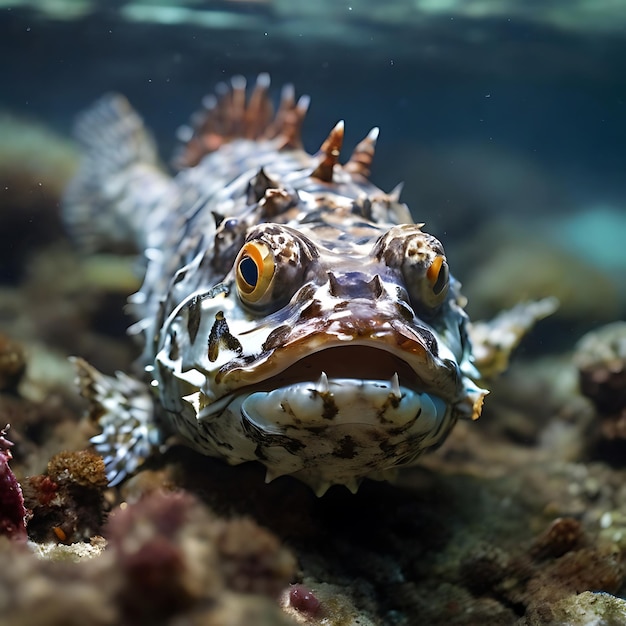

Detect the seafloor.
xmin=2 ymin=2 xmax=626 ymax=625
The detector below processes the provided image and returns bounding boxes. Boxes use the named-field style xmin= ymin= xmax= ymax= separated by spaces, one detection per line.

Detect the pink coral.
xmin=0 ymin=425 xmax=27 ymax=541
xmin=105 ymin=490 xmax=297 ymax=623
xmin=288 ymin=584 xmax=321 ymax=616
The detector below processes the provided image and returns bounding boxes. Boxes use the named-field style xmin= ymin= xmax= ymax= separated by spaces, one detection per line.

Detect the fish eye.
xmin=426 ymin=255 xmax=449 ymax=298
xmin=238 ymin=256 xmax=259 ymax=291
xmin=235 ymin=241 xmax=275 ymax=303
xmin=372 ymin=225 xmax=450 ymax=312
xmin=402 ymin=252 xmax=450 ymax=311
xmin=233 ymin=225 xmax=319 ymax=313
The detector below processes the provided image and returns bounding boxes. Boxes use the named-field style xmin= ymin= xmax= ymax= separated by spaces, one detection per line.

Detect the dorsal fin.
xmin=267 ymin=84 xmax=310 ymax=150
xmin=389 ymin=181 xmax=404 ymax=202
xmin=173 ymin=73 xmax=309 ymax=169
xmin=311 ymin=120 xmax=344 ymax=183
xmin=229 ymin=74 xmax=247 ymax=137
xmin=345 ymin=127 xmax=379 ymax=180
xmin=244 ymin=72 xmax=273 ymax=139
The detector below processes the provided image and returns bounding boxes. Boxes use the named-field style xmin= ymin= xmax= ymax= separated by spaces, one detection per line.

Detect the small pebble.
xmin=289 ymin=584 xmax=321 ymax=616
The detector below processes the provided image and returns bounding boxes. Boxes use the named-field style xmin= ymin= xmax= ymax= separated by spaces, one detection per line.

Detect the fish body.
xmin=65 ymin=75 xmax=555 ymax=495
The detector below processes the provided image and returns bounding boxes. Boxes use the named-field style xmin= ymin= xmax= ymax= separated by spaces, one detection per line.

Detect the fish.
xmin=64 ymin=74 xmax=557 ymax=496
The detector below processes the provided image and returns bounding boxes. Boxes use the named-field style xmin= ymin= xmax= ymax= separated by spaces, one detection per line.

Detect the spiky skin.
xmin=65 ymin=75 xmax=554 ymax=495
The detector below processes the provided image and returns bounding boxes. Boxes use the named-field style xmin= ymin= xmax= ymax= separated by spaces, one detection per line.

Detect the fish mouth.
xmin=195 ymin=344 xmax=458 ymax=426
xmin=214 ymin=312 xmax=460 ymax=395
xmin=231 ymin=345 xmax=442 ymax=431
xmin=173 ymin=336 xmax=483 ymax=495
xmin=176 ymin=316 xmax=481 ymax=431
xmin=236 ymin=345 xmax=423 ymax=393
xmin=190 ymin=343 xmax=456 ymax=493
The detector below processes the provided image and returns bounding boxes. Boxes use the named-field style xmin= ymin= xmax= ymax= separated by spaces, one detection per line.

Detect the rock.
xmin=460 ymin=222 xmax=620 ymax=325
xmin=521 ymin=591 xmax=626 ymax=626
xmin=574 ymin=322 xmax=626 ymax=440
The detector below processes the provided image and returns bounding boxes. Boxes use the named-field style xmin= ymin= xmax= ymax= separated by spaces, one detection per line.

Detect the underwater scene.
xmin=1 ymin=1 xmax=626 ymax=624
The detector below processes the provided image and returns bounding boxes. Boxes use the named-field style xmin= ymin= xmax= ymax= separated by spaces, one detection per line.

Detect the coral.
xmin=452 ymin=508 xmax=626 ymax=626
xmin=490 ymin=520 xmax=625 ymax=620
xmin=46 ymin=449 xmax=108 ymax=489
xmin=382 ymin=580 xmax=517 ymax=626
xmin=22 ymin=450 xmax=107 ymax=543
xmin=25 ymin=474 xmax=59 ymax=507
xmin=574 ymin=322 xmax=626 ymax=439
xmin=105 ymin=490 xmax=213 ymax=621
xmin=0 ymin=534 xmax=120 ymax=626
xmin=520 ymin=591 xmax=626 ymax=626
xmin=516 ymin=541 xmax=625 ymax=614
xmin=0 ymin=487 xmax=300 ymax=626
xmin=0 ymin=426 xmax=27 ymax=540
xmin=105 ymin=489 xmax=297 ymax=624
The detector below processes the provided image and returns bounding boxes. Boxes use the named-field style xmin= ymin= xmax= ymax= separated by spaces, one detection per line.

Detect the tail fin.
xmin=63 ymin=94 xmax=177 ymax=252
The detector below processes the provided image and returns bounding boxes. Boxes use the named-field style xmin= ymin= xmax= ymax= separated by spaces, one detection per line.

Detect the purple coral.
xmin=289 ymin=584 xmax=321 ymax=616
xmin=0 ymin=425 xmax=27 ymax=541
xmin=104 ymin=490 xmax=298 ymax=622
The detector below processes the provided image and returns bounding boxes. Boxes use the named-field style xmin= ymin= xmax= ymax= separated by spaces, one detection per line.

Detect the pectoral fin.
xmin=468 ymin=297 xmax=559 ymax=379
xmin=70 ymin=357 xmax=164 ymax=486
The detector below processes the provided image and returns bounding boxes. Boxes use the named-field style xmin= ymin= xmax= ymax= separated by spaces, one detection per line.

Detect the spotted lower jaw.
xmin=239 ymin=373 xmax=448 ymax=432
xmin=186 ymin=373 xmax=453 ymax=496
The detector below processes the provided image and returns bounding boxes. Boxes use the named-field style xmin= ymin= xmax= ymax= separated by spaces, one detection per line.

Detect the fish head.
xmin=155 ymin=219 xmax=485 ymax=494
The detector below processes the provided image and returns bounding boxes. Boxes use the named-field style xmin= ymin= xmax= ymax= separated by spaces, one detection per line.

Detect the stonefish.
xmin=65 ymin=74 xmax=555 ymax=495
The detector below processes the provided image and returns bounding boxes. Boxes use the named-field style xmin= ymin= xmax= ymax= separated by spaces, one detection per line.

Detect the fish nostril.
xmin=327 ymin=271 xmax=385 ymax=299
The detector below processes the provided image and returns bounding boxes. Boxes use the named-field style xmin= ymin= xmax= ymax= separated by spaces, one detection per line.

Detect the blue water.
xmin=1 ymin=1 xmax=625 ymax=326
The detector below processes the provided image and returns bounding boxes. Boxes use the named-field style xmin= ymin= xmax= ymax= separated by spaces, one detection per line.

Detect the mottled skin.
xmin=65 ymin=75 xmax=555 ymax=495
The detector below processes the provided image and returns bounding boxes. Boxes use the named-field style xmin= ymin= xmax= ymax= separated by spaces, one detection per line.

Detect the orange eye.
xmin=235 ymin=241 xmax=275 ymax=304
xmin=426 ymin=255 xmax=449 ymax=299
xmin=372 ymin=225 xmax=450 ymax=312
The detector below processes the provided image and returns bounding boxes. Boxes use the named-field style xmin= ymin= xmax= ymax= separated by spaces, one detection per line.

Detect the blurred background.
xmin=1 ymin=0 xmax=625 ymax=349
